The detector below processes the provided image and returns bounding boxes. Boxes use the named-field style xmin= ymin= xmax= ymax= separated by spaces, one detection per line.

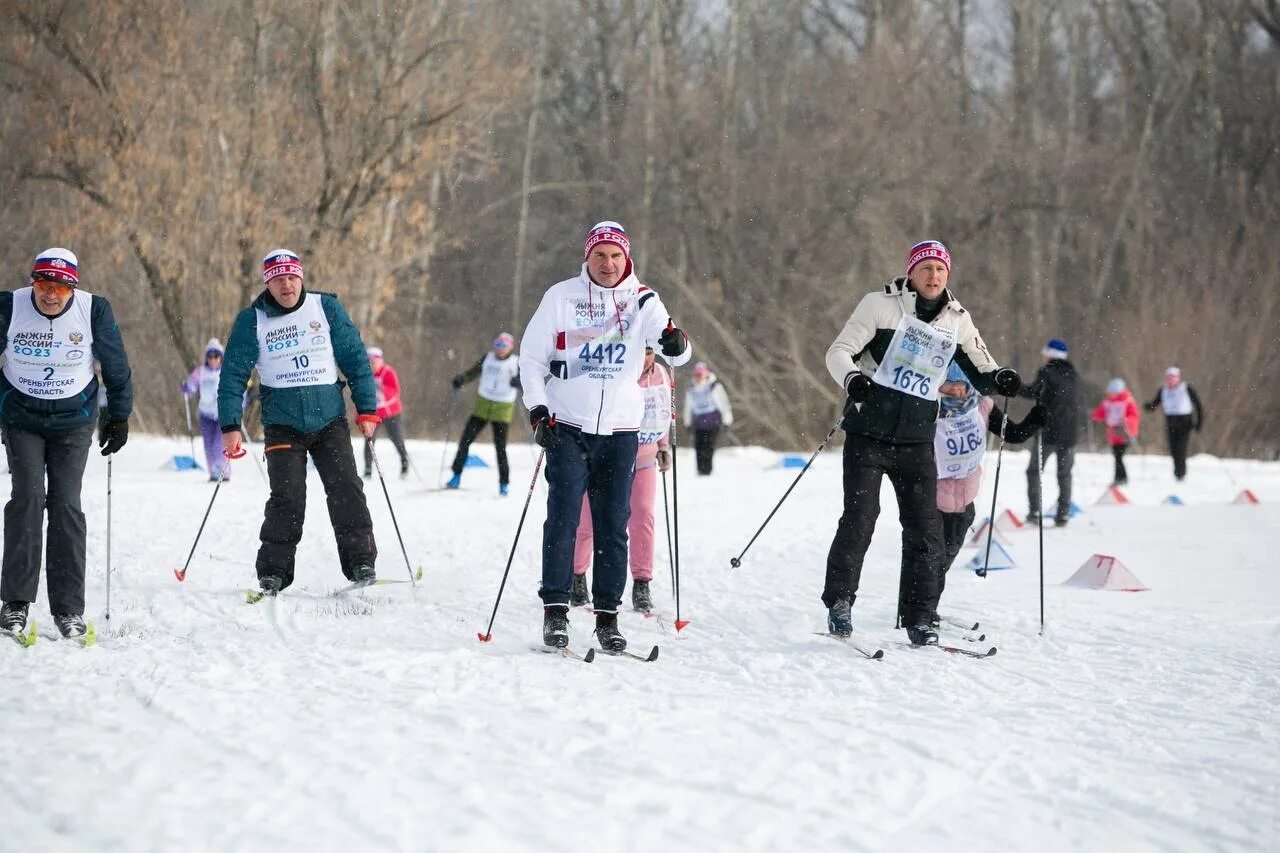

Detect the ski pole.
xmin=669 ymin=366 xmax=688 ymax=632
xmin=977 ymin=400 xmax=1010 ymax=578
xmin=182 ymin=393 xmax=197 ymax=463
xmin=437 ymin=388 xmax=459 ymax=487
xmin=661 ymin=467 xmax=674 ymax=594
xmin=730 ymin=415 xmax=843 ymax=569
xmin=105 ymin=455 xmax=113 ymax=622
xmin=368 ymin=439 xmax=419 ymax=585
xmin=1037 ymin=431 xmax=1045 ymax=634
xmin=174 ymin=446 xmax=244 ymax=581
xmin=478 ymin=446 xmax=547 ymax=642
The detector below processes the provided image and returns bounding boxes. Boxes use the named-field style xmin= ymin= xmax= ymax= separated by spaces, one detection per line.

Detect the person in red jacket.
xmin=364 ymin=347 xmax=411 ymax=479
xmin=1092 ymin=377 xmax=1141 ymax=486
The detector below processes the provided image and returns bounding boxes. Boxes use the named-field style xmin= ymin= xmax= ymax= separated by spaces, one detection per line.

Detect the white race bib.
xmin=638 ymin=369 xmax=672 ymax=446
xmin=255 ymin=294 xmax=338 ymax=388
xmin=478 ymin=352 xmax=520 ymax=403
xmin=2 ymin=287 xmax=95 ymax=399
xmin=872 ymin=312 xmax=955 ymax=402
xmin=198 ymin=366 xmax=220 ymax=418
xmin=934 ymin=407 xmax=987 ymax=479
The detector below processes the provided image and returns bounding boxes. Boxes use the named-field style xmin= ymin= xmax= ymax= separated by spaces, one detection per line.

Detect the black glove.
xmin=1023 ymin=404 xmax=1048 ymax=431
xmin=657 ymin=323 xmax=688 ymax=358
xmin=993 ymin=367 xmax=1021 ymax=396
xmin=99 ymin=419 xmax=129 ymax=456
xmin=529 ymin=405 xmax=557 ymax=449
xmin=843 ymin=374 xmax=872 ymax=417
xmin=451 ymin=374 xmax=464 ymax=390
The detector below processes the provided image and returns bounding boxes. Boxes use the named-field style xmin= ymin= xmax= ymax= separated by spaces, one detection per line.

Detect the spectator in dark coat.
xmin=1019 ymin=338 xmax=1079 ymax=526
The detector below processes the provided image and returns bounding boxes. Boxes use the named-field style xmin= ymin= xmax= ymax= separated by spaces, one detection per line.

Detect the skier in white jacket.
xmin=520 ymin=221 xmax=692 ymax=652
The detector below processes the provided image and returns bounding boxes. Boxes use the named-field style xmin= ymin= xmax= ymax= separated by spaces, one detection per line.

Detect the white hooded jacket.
xmin=519 ymin=265 xmax=692 ymax=435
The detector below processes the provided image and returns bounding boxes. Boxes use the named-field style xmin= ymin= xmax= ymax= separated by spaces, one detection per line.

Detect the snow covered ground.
xmin=4 ymin=433 xmax=1278 ymax=852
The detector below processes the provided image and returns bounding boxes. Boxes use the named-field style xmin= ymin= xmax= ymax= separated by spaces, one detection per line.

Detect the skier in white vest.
xmin=520 ymin=221 xmax=692 ymax=652
xmin=447 ymin=332 xmax=521 ymax=495
xmin=683 ymin=361 xmax=733 ymax=475
xmin=0 ymin=248 xmax=133 ymax=641
xmin=1143 ymin=366 xmax=1204 ymax=481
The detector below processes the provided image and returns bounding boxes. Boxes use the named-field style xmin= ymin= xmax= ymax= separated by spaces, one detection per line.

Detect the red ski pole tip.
xmin=674 ymin=619 xmax=690 ymax=632
xmin=174 ymin=568 xmax=186 ymax=582
xmin=477 ymin=632 xmax=492 ymax=643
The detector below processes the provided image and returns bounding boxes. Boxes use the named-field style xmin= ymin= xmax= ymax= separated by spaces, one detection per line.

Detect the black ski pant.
xmin=539 ymin=426 xmax=637 ymax=612
xmin=693 ymin=427 xmax=718 ymax=475
xmin=259 ymin=418 xmax=376 ymax=588
xmin=1027 ymin=438 xmax=1075 ymax=520
xmin=898 ymin=502 xmax=973 ymax=622
xmin=1166 ymin=415 xmax=1194 ymax=480
xmin=451 ymin=415 xmax=511 ymax=485
xmin=1111 ymin=443 xmax=1129 ymax=484
xmin=363 ymin=413 xmax=409 ymax=475
xmin=824 ymin=433 xmax=942 ymax=627
xmin=1 ymin=422 xmax=94 ymax=615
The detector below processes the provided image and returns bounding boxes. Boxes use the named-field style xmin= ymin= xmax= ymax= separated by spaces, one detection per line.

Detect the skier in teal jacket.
xmin=218 ymin=249 xmax=381 ymax=595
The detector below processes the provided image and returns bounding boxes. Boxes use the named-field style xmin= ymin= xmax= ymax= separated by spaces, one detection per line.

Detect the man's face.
xmin=266 ymin=274 xmax=303 ymax=308
xmin=33 ymin=277 xmax=74 ymax=316
xmin=909 ymin=259 xmax=949 ymax=300
xmin=587 ymin=243 xmax=627 ymax=287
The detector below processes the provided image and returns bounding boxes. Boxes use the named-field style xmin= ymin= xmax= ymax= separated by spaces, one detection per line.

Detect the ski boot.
xmin=1 ymin=601 xmax=30 ymax=633
xmin=445 ymin=472 xmax=462 ymax=490
xmin=594 ymin=611 xmax=627 ymax=652
xmin=906 ymin=623 xmax=940 ymax=647
xmin=1025 ymin=510 xmax=1041 ymax=524
xmin=827 ymin=598 xmax=852 ymax=638
xmin=543 ymin=605 xmax=569 ymax=648
xmin=53 ymin=613 xmax=88 ymax=639
xmin=570 ymin=573 xmax=589 ymax=607
xmin=363 ymin=469 xmax=372 ymax=480
xmin=1054 ymin=513 xmax=1069 ymax=527
xmin=499 ymin=483 xmax=509 ymax=497
xmin=351 ymin=564 xmax=376 ymax=585
xmin=631 ymin=579 xmax=652 ymax=613
xmin=258 ymin=575 xmax=284 ymax=597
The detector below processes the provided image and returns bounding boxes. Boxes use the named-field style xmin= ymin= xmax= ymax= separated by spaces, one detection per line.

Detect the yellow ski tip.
xmin=81 ymin=621 xmax=97 ymax=648
xmin=414 ymin=566 xmax=425 ymax=581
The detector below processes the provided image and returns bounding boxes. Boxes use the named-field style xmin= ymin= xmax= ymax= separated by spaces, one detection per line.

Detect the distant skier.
xmin=1143 ymin=367 xmax=1203 ymax=482
xmin=912 ymin=362 xmax=1044 ymax=625
xmin=684 ymin=361 xmax=733 ymax=475
xmin=571 ymin=346 xmax=673 ymax=612
xmin=520 ymin=221 xmax=691 ymax=652
xmin=447 ymin=332 xmax=520 ymax=495
xmin=1092 ymin=378 xmax=1141 ymax=486
xmin=364 ymin=347 xmax=411 ymax=479
xmin=0 ymin=248 xmax=133 ymax=641
xmin=219 ymin=249 xmax=380 ymax=595
xmin=182 ymin=338 xmax=230 ymax=481
xmin=823 ymin=240 xmax=1021 ymax=647
xmin=1019 ymin=338 xmax=1079 ymax=525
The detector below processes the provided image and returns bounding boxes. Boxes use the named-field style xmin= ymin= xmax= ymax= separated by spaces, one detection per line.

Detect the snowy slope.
xmin=4 ymin=434 xmax=1278 ymax=852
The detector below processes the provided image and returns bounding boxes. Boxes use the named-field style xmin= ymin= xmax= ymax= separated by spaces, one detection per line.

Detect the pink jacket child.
xmin=572 ymin=349 xmax=672 ymax=612
xmin=1092 ymin=378 xmax=1141 ymax=485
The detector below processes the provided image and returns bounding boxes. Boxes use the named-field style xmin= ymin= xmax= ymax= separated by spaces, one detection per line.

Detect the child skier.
xmin=1093 ymin=378 xmax=1141 ymax=486
xmin=182 ymin=338 xmax=230 ymax=481
xmin=448 ymin=332 xmax=520 ymax=495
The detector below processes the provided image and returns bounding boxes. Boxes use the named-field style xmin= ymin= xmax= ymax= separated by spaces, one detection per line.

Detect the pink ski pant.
xmin=572 ymin=462 xmax=658 ymax=581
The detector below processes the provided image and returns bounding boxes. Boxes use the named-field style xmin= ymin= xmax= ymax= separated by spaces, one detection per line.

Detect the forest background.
xmin=2 ymin=0 xmax=1277 ymax=456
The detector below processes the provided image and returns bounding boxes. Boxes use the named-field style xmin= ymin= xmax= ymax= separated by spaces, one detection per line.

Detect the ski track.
xmin=3 ymin=437 xmax=1278 ymax=851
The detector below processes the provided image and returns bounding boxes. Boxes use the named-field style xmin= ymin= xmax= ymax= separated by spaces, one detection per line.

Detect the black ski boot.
xmin=631 ymin=579 xmax=652 ymax=613
xmin=1 ymin=601 xmax=29 ymax=632
xmin=350 ymin=564 xmax=376 ymax=585
xmin=827 ymin=598 xmax=852 ymax=637
xmin=906 ymin=623 xmax=940 ymax=647
xmin=570 ymin=573 xmax=589 ymax=607
xmin=594 ymin=611 xmax=627 ymax=652
xmin=54 ymin=613 xmax=87 ymax=639
xmin=543 ymin=605 xmax=569 ymax=648
xmin=258 ymin=575 xmax=283 ymax=597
